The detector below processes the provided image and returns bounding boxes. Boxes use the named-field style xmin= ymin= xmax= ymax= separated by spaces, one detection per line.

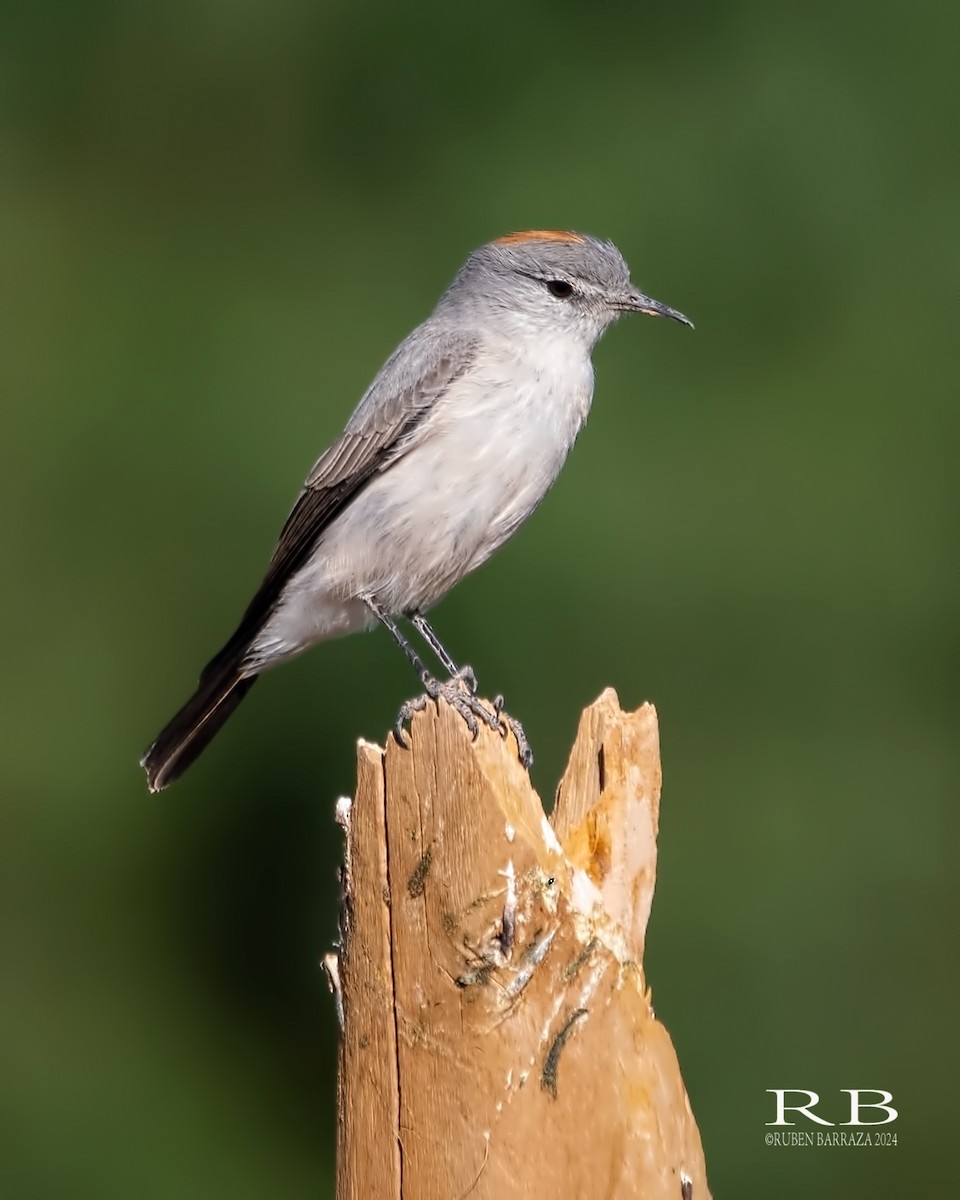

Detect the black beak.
xmin=617 ymin=288 xmax=694 ymax=329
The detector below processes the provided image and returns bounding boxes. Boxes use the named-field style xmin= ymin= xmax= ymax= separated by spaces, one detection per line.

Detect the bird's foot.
xmin=492 ymin=694 xmax=534 ymax=769
xmin=392 ymin=676 xmax=533 ymax=770
xmin=393 ymin=670 xmax=499 ymax=747
xmin=394 ymin=692 xmax=429 ymax=746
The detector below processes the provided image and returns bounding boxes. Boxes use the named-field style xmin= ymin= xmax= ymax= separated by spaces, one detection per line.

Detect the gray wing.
xmin=200 ymin=326 xmax=478 ymax=676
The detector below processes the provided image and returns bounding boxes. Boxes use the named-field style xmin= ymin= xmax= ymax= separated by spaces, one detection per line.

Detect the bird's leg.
xmin=362 ymin=596 xmax=431 ymax=738
xmin=363 ymin=597 xmax=501 ymax=747
xmin=363 ymin=596 xmax=431 ymax=679
xmin=410 ymin=611 xmax=477 ymax=694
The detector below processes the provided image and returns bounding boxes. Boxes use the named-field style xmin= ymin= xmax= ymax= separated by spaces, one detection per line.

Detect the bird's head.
xmin=443 ymin=230 xmax=693 ymax=348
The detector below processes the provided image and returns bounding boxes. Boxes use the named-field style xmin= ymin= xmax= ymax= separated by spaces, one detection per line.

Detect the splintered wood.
xmin=334 ymin=688 xmax=709 ymax=1200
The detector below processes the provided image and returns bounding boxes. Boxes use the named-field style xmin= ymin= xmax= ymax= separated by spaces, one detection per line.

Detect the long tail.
xmin=141 ymin=655 xmax=258 ymax=792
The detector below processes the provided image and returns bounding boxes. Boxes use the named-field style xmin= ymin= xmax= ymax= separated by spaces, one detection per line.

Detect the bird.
xmin=141 ymin=230 xmax=692 ymax=791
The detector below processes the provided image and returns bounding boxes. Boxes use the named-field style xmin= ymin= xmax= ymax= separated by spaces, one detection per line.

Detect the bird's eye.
xmin=545 ymin=279 xmax=574 ymax=299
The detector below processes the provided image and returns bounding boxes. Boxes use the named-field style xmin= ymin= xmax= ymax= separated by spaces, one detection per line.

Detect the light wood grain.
xmin=336 ymin=689 xmax=709 ymax=1200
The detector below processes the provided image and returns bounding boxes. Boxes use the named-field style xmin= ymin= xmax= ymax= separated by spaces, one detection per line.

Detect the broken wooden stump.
xmin=332 ymin=688 xmax=709 ymax=1200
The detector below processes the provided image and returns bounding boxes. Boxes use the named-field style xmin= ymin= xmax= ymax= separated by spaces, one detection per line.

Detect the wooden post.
xmin=333 ymin=688 xmax=710 ymax=1200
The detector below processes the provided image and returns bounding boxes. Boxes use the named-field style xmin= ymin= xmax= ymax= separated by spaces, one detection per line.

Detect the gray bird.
xmin=141 ymin=230 xmax=691 ymax=790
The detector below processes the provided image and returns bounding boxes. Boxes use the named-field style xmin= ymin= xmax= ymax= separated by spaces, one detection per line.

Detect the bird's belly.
xmin=321 ymin=424 xmax=533 ymax=608
xmin=332 ymin=361 xmax=592 ymax=609
xmin=254 ymin=350 xmax=593 ymax=660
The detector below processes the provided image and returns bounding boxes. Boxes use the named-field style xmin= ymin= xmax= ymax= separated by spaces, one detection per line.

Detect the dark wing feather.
xmin=200 ymin=339 xmax=477 ymax=679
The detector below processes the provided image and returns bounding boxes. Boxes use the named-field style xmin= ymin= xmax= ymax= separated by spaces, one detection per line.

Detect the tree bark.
xmin=334 ymin=688 xmax=709 ymax=1200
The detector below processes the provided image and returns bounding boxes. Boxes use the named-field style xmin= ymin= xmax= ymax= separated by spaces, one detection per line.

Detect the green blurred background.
xmin=3 ymin=1 xmax=956 ymax=1196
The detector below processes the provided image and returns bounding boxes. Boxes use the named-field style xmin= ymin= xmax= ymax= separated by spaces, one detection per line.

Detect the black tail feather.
xmin=141 ymin=660 xmax=258 ymax=792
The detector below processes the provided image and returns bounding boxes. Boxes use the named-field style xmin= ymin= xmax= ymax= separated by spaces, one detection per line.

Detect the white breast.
xmin=251 ymin=331 xmax=595 ymax=665
xmin=452 ymin=332 xmax=595 ymax=569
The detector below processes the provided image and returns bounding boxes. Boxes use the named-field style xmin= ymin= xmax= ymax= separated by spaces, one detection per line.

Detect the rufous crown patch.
xmin=494 ymin=230 xmax=585 ymax=246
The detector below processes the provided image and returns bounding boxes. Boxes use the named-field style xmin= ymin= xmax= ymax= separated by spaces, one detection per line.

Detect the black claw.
xmin=394 ymin=693 xmax=428 ymax=748
xmin=500 ymin=710 xmax=534 ymax=770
